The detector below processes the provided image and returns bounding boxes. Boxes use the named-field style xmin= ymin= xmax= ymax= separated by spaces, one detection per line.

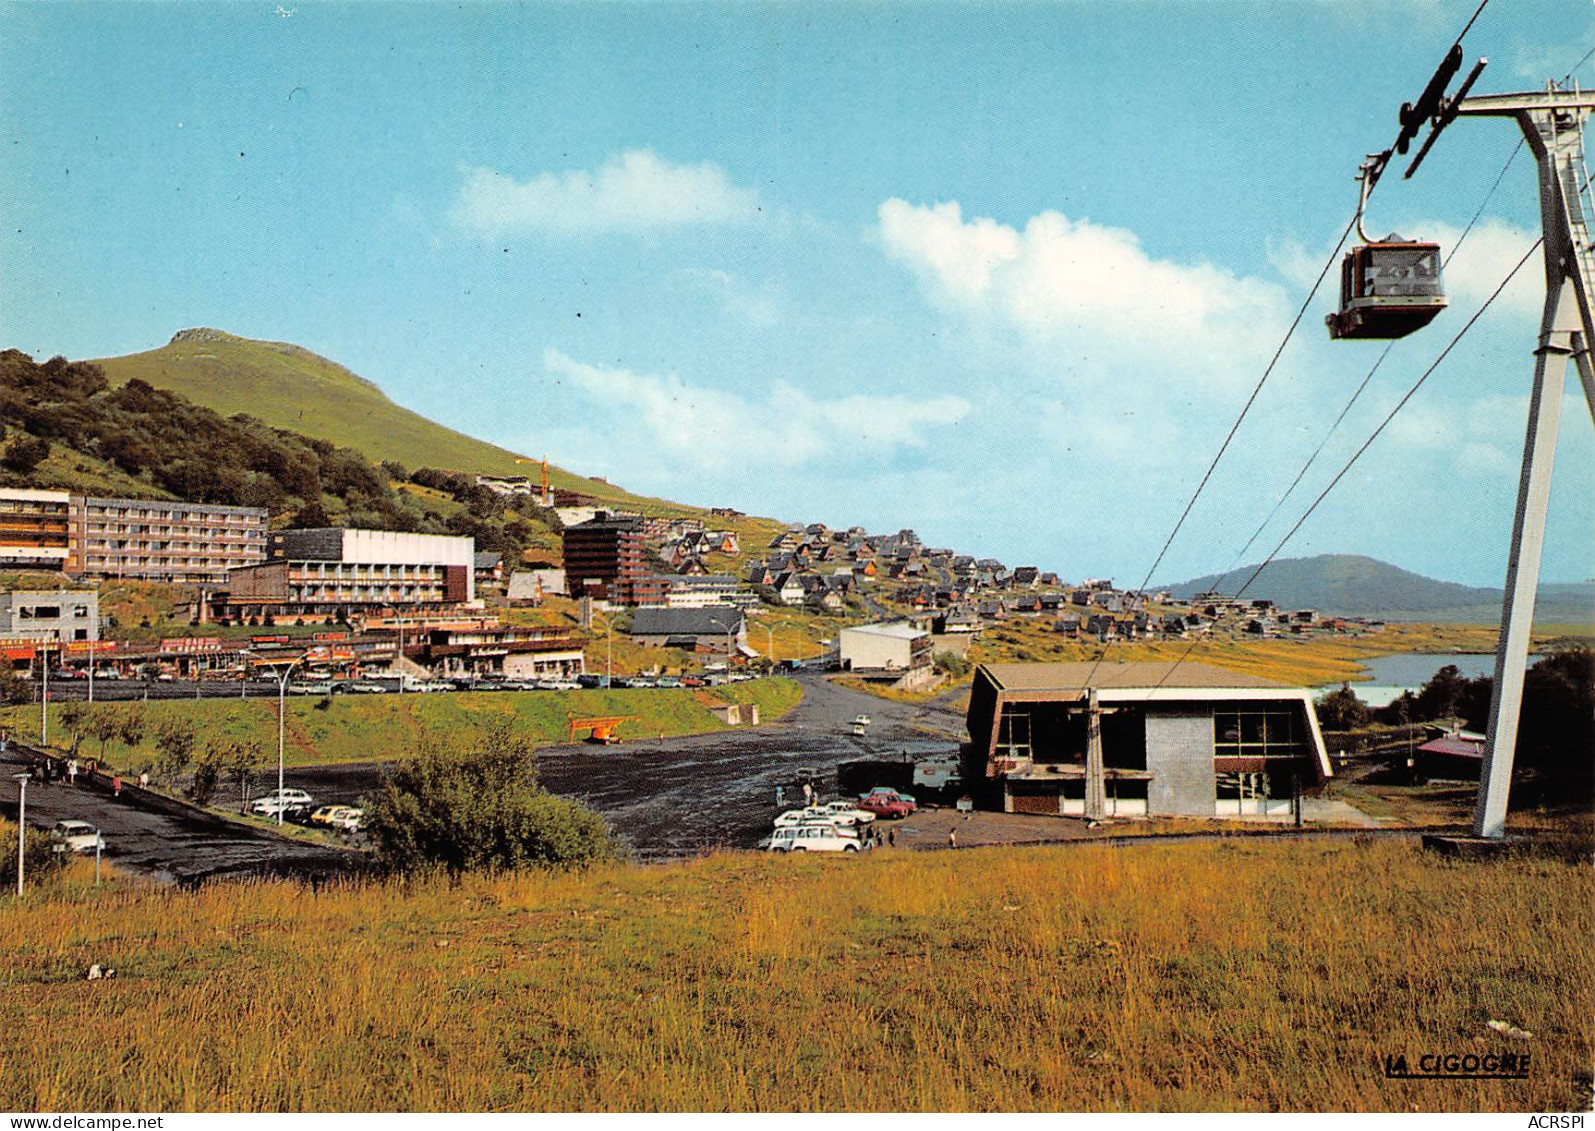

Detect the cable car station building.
xmin=964 ymin=662 xmax=1331 ymax=819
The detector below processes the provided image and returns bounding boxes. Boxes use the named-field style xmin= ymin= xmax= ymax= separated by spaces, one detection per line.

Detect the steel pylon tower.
xmin=1452 ymin=82 xmax=1595 ymax=838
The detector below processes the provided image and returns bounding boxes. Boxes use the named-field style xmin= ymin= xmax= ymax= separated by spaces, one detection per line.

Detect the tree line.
xmin=0 ymin=350 xmax=550 ymax=563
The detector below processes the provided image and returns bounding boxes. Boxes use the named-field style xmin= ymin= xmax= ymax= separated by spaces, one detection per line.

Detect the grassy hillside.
xmin=1164 ymin=554 xmax=1595 ymax=625
xmin=91 ymin=329 xmax=642 ymax=504
xmin=0 ymin=679 xmax=803 ymax=770
xmin=1 ymin=835 xmax=1587 ymax=1111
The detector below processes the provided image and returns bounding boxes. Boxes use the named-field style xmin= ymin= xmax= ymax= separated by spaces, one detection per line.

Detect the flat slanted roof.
xmin=980 ymin=661 xmax=1285 ymax=692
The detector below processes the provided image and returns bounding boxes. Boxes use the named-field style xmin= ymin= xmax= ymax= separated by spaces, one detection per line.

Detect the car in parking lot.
xmin=763 ymin=825 xmax=867 ymax=853
xmin=50 ymin=820 xmax=104 ymax=855
xmin=857 ymin=788 xmax=915 ymax=819
xmin=820 ymin=800 xmax=877 ymax=826
xmin=251 ymin=788 xmax=315 ymax=816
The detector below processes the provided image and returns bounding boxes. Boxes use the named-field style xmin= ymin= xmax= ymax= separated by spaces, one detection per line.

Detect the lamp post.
xmin=38 ymin=645 xmax=50 ymax=746
xmin=271 ymin=657 xmax=303 ymax=825
xmin=605 ymin=617 xmax=613 ymax=690
xmin=12 ymin=773 xmax=29 ymax=897
xmin=761 ymin=624 xmax=776 ymax=670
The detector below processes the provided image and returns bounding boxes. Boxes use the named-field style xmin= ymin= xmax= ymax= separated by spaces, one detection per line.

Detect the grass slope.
xmin=0 ymin=836 xmax=1587 ymax=1111
xmin=1 ymin=679 xmax=803 ymax=770
xmin=91 ymin=330 xmax=637 ymax=503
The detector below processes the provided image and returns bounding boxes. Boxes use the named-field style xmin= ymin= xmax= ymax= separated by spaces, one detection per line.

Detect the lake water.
xmin=1322 ymin=651 xmax=1543 ymax=708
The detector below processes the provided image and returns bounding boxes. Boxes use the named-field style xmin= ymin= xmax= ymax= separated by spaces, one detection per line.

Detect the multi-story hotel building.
xmin=212 ymin=528 xmax=475 ymax=622
xmin=0 ymin=488 xmax=73 ymax=570
xmin=67 ymin=496 xmax=269 ymax=584
xmin=562 ymin=512 xmax=667 ymax=606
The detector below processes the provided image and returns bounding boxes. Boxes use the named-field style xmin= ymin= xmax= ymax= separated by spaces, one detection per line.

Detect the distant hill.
xmin=91 ymin=329 xmax=636 ymax=504
xmin=1162 ymin=554 xmax=1595 ymax=625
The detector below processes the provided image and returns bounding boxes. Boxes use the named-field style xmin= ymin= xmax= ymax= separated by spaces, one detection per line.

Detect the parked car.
xmin=289 ymin=680 xmax=333 ymax=696
xmin=329 ymin=807 xmax=363 ymax=833
xmin=349 ymin=681 xmax=390 ymax=694
xmin=820 ymin=800 xmax=877 ymax=826
xmin=251 ymin=788 xmax=315 ymax=816
xmin=764 ymin=825 xmax=866 ymax=853
xmin=860 ymin=786 xmax=916 ymax=808
xmin=310 ymin=804 xmax=353 ymax=826
xmin=773 ymin=806 xmax=840 ymax=828
xmin=857 ymin=788 xmax=915 ymax=819
xmin=282 ymin=802 xmax=318 ymax=826
xmin=50 ymin=820 xmax=103 ymax=855
xmin=543 ymin=680 xmax=581 ymax=691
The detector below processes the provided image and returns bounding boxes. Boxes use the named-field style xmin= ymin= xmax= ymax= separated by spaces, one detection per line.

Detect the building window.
xmin=1213 ymin=710 xmax=1301 ymax=761
xmin=995 ymin=708 xmax=1030 ymax=760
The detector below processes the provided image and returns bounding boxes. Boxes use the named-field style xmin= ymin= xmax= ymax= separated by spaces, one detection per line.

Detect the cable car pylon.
xmin=1442 ymin=79 xmax=1595 ymax=839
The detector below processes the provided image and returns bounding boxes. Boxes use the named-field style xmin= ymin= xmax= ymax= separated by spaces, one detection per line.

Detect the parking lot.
xmin=5 ymin=671 xmax=969 ymax=876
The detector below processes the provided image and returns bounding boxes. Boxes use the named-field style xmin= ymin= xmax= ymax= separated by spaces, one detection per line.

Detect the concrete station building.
xmin=0 ymin=589 xmax=100 ymax=643
xmin=964 ymin=662 xmax=1331 ymax=819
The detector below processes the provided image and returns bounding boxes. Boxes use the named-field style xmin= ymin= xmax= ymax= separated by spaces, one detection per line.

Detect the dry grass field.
xmin=1 ymin=835 xmax=1588 ymax=1112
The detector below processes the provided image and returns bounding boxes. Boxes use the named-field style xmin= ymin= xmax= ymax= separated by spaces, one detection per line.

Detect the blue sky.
xmin=2 ymin=0 xmax=1591 ymax=587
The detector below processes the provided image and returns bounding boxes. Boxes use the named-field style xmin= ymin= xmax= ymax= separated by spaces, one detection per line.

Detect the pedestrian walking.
xmin=112 ymin=773 xmax=123 ymax=798
xmin=67 ymin=758 xmax=78 ymax=786
xmin=948 ymin=828 xmax=957 ymax=850
xmin=139 ymin=770 xmax=149 ymax=789
xmin=887 ymin=827 xmax=896 ymax=849
xmin=775 ymin=785 xmax=786 ymax=809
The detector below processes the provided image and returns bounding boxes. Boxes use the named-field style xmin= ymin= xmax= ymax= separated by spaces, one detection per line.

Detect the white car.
xmin=51 ymin=820 xmax=104 ymax=855
xmin=250 ymin=788 xmax=314 ymax=816
xmin=328 ymin=807 xmax=363 ymax=833
xmin=820 ymin=801 xmax=876 ymax=826
xmin=765 ymin=825 xmax=867 ymax=853
xmin=774 ymin=806 xmax=854 ymax=829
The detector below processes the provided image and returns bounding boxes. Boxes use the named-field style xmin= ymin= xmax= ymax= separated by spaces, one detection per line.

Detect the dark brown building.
xmin=562 ymin=513 xmax=665 ymax=605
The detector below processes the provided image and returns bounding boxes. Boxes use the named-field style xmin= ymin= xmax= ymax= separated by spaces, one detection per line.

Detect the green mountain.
xmin=91 ymin=329 xmax=631 ymax=503
xmin=1163 ymin=554 xmax=1595 ymax=625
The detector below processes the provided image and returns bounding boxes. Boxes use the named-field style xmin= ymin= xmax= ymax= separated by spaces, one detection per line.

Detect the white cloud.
xmin=450 ymin=150 xmax=759 ymax=237
xmin=542 ymin=348 xmax=969 ymax=472
xmin=877 ymin=198 xmax=1287 ymax=379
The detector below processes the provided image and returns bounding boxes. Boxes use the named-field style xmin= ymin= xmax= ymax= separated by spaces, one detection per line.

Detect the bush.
xmin=0 ymin=822 xmax=67 ymax=892
xmin=1 ymin=435 xmax=50 ymax=474
xmin=363 ymin=721 xmax=617 ymax=876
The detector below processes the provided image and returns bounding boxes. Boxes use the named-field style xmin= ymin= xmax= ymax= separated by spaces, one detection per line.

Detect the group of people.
xmin=25 ymin=755 xmax=145 ymax=797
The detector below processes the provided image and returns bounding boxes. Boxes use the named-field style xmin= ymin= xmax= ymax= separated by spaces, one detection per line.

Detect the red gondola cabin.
xmin=1326 ymin=235 xmax=1446 ymax=340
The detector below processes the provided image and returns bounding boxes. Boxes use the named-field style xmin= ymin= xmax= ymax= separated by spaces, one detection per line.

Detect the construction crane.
xmin=567 ymin=714 xmax=640 ymax=745
xmin=513 ymin=455 xmax=552 ymax=506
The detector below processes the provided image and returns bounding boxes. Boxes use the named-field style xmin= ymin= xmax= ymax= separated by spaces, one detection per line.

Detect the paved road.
xmin=35 ymin=679 xmax=289 ymax=703
xmin=2 ymin=749 xmax=358 ymax=886
xmin=290 ymin=670 xmax=968 ymax=858
xmin=4 ymin=673 xmax=969 ymax=875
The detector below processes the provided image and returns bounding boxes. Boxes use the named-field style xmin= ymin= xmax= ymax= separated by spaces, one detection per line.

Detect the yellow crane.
xmin=513 ymin=455 xmax=550 ymax=505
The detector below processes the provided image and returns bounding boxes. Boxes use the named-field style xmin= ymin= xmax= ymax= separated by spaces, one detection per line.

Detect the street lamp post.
xmin=272 ymin=658 xmax=303 ymax=825
xmin=605 ymin=618 xmax=613 ymax=690
xmin=761 ymin=625 xmax=776 ymax=669
xmin=39 ymin=646 xmax=50 ymax=746
xmin=12 ymin=773 xmax=29 ymax=897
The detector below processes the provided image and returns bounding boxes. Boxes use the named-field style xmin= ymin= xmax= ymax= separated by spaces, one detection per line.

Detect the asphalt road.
xmin=290 ymin=670 xmax=968 ymax=858
xmin=32 ymin=678 xmax=289 ymax=703
xmin=4 ymin=672 xmax=969 ymax=877
xmin=1 ymin=749 xmax=357 ymax=886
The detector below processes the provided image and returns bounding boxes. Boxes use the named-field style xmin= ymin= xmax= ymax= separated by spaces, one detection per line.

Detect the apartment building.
xmin=68 ymin=496 xmax=268 ymax=583
xmin=212 ymin=528 xmax=475 ymax=622
xmin=0 ymin=488 xmax=72 ymax=570
xmin=562 ymin=512 xmax=667 ymax=606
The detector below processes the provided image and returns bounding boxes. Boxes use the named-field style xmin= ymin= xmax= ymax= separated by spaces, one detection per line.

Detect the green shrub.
xmin=363 ymin=721 xmax=617 ymax=876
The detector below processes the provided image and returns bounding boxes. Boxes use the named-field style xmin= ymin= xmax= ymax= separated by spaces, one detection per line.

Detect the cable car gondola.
xmin=1326 ymin=233 xmax=1447 ymax=340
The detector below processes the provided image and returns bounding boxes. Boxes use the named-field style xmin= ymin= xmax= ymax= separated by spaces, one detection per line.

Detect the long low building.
xmin=964 ymin=662 xmax=1331 ymax=819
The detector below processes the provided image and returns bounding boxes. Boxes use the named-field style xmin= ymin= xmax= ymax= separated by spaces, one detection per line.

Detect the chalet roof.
xmin=980 ymin=662 xmax=1287 ymax=692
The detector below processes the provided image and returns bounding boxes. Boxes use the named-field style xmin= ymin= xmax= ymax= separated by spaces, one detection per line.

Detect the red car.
xmin=857 ymin=792 xmax=914 ymax=819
